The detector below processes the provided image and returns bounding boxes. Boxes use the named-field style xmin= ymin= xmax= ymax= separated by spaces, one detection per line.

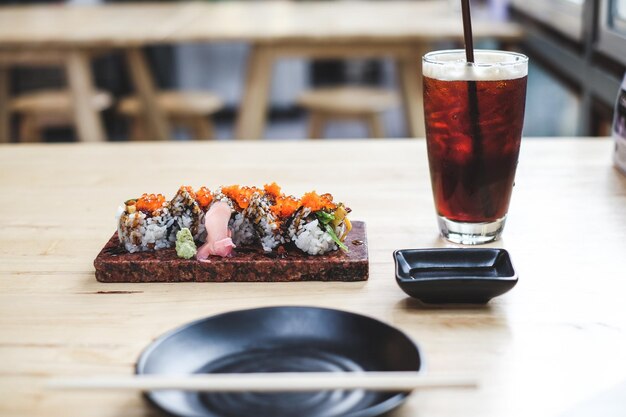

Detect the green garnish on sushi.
xmin=315 ymin=211 xmax=335 ymax=224
xmin=175 ymin=228 xmax=197 ymax=259
xmin=316 ymin=211 xmax=348 ymax=251
xmin=324 ymin=224 xmax=348 ymax=251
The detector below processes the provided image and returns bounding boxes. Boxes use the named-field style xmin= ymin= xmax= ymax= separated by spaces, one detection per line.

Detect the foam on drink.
xmin=423 ymin=50 xmax=528 ymax=82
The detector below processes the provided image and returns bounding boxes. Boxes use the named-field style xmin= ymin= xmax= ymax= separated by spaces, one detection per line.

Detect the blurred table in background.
xmin=0 ymin=1 xmax=523 ymax=142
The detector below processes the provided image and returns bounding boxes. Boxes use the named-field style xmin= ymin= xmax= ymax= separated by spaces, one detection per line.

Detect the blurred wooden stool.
xmin=9 ymin=89 xmax=112 ymax=142
xmin=118 ymin=91 xmax=223 ymax=140
xmin=297 ymin=87 xmax=399 ymax=139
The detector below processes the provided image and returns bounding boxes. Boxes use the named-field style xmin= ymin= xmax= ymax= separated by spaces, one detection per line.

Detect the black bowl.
xmin=394 ymin=248 xmax=518 ymax=304
xmin=136 ymin=306 xmax=421 ymax=417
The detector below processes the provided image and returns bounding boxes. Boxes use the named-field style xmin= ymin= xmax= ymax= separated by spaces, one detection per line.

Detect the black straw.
xmin=460 ymin=0 xmax=494 ymax=219
xmin=461 ymin=0 xmax=475 ymax=63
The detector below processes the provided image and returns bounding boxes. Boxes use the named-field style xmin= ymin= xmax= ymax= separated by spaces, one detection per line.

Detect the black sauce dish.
xmin=136 ymin=306 xmax=422 ymax=417
xmin=394 ymin=248 xmax=518 ymax=304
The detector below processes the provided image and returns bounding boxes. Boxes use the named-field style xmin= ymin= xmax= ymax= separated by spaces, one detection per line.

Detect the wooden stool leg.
xmin=0 ymin=67 xmax=10 ymax=143
xmin=129 ymin=117 xmax=147 ymax=141
xmin=235 ymin=45 xmax=274 ymax=140
xmin=396 ymin=46 xmax=428 ymax=138
xmin=366 ymin=113 xmax=385 ymax=139
xmin=20 ymin=114 xmax=42 ymax=143
xmin=66 ymin=50 xmax=106 ymax=142
xmin=125 ymin=48 xmax=170 ymax=141
xmin=191 ymin=116 xmax=215 ymax=140
xmin=308 ymin=112 xmax=327 ymax=139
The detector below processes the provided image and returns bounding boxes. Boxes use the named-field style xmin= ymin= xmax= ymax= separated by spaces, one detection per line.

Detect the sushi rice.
xmin=245 ymin=191 xmax=284 ymax=252
xmin=213 ymin=187 xmax=257 ymax=246
xmin=168 ymin=186 xmax=205 ymax=241
xmin=116 ymin=205 xmax=174 ymax=253
xmin=116 ymin=184 xmax=352 ymax=256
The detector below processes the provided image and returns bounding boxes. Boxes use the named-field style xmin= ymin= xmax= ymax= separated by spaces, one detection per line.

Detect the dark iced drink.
xmin=422 ymin=50 xmax=528 ymax=244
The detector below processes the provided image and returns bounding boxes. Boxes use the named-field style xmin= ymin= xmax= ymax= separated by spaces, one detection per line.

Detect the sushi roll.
xmin=191 ymin=186 xmax=213 ymax=241
xmin=287 ymin=191 xmax=352 ymax=255
xmin=116 ymin=193 xmax=174 ymax=253
xmin=114 ymin=184 xmax=353 ymax=256
xmin=213 ymin=185 xmax=258 ymax=247
xmin=168 ymin=186 xmax=205 ymax=241
xmin=244 ymin=183 xmax=292 ymax=252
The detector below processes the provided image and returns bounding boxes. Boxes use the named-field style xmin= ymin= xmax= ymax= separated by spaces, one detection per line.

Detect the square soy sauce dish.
xmin=394 ymin=248 xmax=518 ymax=304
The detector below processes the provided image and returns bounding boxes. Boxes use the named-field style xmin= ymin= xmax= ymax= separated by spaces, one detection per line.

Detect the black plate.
xmin=136 ymin=306 xmax=421 ymax=417
xmin=394 ymin=248 xmax=517 ymax=304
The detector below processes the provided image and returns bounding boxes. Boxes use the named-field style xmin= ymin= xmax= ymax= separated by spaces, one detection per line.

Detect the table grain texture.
xmin=1 ymin=138 xmax=625 ymax=417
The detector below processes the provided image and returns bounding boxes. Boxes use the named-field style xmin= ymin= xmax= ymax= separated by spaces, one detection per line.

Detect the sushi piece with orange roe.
xmin=219 ymin=185 xmax=260 ymax=210
xmin=117 ymin=192 xmax=174 ymax=253
xmin=212 ymin=185 xmax=258 ymax=247
xmin=195 ymin=186 xmax=213 ymax=210
xmin=264 ymin=182 xmax=301 ymax=219
xmin=300 ymin=191 xmax=336 ymax=212
xmin=263 ymin=182 xmax=282 ymax=199
xmin=287 ymin=191 xmax=351 ymax=255
xmin=169 ymin=185 xmax=205 ymax=241
xmin=135 ymin=193 xmax=167 ymax=213
xmin=270 ymin=194 xmax=301 ymax=219
xmin=243 ymin=183 xmax=295 ymax=252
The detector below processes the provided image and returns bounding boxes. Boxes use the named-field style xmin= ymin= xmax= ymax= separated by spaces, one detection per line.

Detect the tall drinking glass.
xmin=422 ymin=50 xmax=528 ymax=244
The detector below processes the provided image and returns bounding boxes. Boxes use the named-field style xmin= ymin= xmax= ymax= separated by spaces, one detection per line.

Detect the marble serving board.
xmin=94 ymin=221 xmax=368 ymax=282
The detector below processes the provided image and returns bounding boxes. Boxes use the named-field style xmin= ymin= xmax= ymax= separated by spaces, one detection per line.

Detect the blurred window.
xmin=612 ymin=0 xmax=626 ymax=33
xmin=598 ymin=0 xmax=626 ymax=66
xmin=510 ymin=0 xmax=584 ymax=40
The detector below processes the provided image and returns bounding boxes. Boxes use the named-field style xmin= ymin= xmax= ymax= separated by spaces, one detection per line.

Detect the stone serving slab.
xmin=94 ymin=221 xmax=368 ymax=282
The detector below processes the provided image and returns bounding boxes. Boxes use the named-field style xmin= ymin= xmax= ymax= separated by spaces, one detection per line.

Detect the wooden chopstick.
xmin=47 ymin=372 xmax=477 ymax=392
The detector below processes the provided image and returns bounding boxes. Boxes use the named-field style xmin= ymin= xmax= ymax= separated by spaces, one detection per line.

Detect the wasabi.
xmin=175 ymin=228 xmax=197 ymax=259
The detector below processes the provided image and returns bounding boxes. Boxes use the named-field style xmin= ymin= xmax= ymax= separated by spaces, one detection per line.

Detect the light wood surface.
xmin=65 ymin=50 xmax=107 ymax=143
xmin=10 ymin=89 xmax=112 ymax=114
xmin=9 ymin=89 xmax=112 ymax=142
xmin=0 ymin=1 xmax=524 ymax=141
xmin=397 ymin=47 xmax=428 ymax=141
xmin=118 ymin=91 xmax=223 ymax=116
xmin=0 ymin=49 xmax=112 ymax=142
xmin=298 ymin=87 xmax=399 ymax=138
xmin=234 ymin=45 xmax=275 ymax=141
xmin=49 ymin=372 xmax=477 ymax=392
xmin=298 ymin=87 xmax=399 ymax=115
xmin=0 ymin=1 xmax=523 ymax=47
xmin=119 ymin=91 xmax=222 ymax=140
xmin=4 ymin=138 xmax=622 ymax=417
xmin=0 ymin=66 xmax=9 ymax=143
xmin=124 ymin=48 xmax=170 ymax=142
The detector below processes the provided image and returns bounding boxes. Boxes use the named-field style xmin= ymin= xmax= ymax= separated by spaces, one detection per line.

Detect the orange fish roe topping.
xmin=222 ymin=185 xmax=259 ymax=209
xmin=301 ymin=191 xmax=336 ymax=212
xmin=264 ymin=182 xmax=282 ymax=199
xmin=136 ymin=193 xmax=166 ymax=213
xmin=179 ymin=185 xmax=196 ymax=199
xmin=195 ymin=186 xmax=213 ymax=209
xmin=270 ymin=195 xmax=301 ymax=218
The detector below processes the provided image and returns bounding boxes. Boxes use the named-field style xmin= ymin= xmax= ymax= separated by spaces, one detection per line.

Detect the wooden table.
xmin=1 ymin=138 xmax=626 ymax=417
xmin=0 ymin=1 xmax=523 ymax=142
